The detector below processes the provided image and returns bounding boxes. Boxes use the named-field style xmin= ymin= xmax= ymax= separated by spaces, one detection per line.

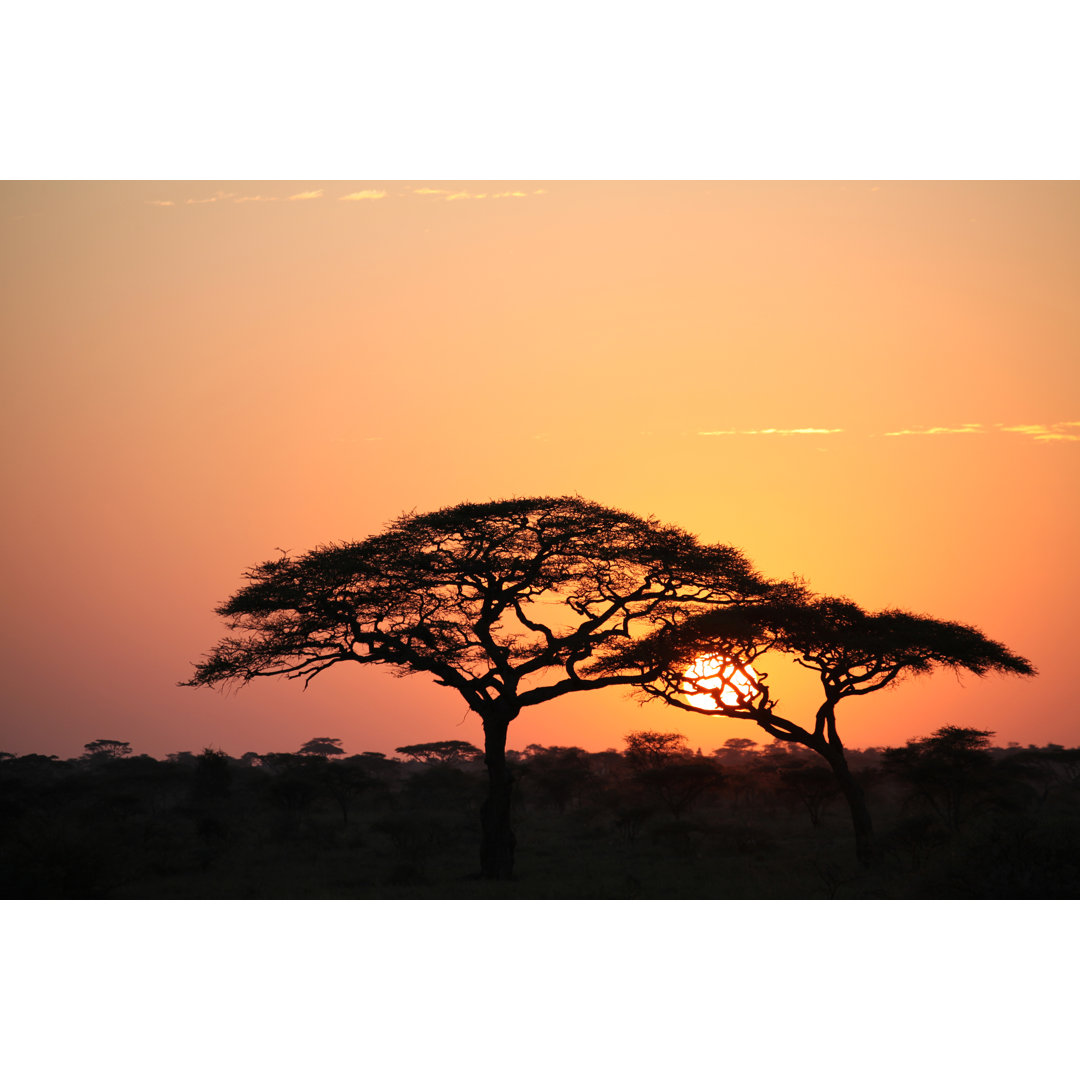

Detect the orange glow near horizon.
xmin=0 ymin=181 xmax=1076 ymax=759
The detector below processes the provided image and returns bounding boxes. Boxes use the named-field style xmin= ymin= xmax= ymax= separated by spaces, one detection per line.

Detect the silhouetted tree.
xmin=718 ymin=737 xmax=758 ymax=755
xmin=622 ymin=731 xmax=722 ymax=819
xmin=298 ymin=737 xmax=346 ymax=759
xmin=317 ymin=759 xmax=372 ymax=827
xmin=623 ymin=730 xmax=690 ymax=767
xmin=518 ymin=746 xmax=593 ymax=812
xmin=257 ymin=753 xmax=321 ymax=825
xmin=1000 ymin=744 xmax=1080 ymax=803
xmin=883 ymin=725 xmax=997 ymax=831
xmin=599 ymin=595 xmax=1034 ymax=864
xmin=193 ymin=746 xmax=233 ymax=799
xmin=182 ymin=496 xmax=777 ymax=878
xmin=710 ymin=738 xmax=760 ymax=799
xmin=82 ymin=740 xmax=132 ymax=761
xmin=394 ymin=741 xmax=482 ymax=766
xmin=776 ymin=764 xmax=839 ymax=827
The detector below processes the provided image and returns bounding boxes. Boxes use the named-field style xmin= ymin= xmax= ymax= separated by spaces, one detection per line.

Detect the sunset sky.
xmin=2 ymin=180 xmax=1077 ymax=759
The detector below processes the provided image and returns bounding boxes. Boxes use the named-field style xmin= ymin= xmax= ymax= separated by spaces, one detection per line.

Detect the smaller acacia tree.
xmin=82 ymin=739 xmax=133 ymax=761
xmin=596 ymin=596 xmax=1034 ymax=864
xmin=623 ymin=730 xmax=691 ymax=767
xmin=395 ymin=741 xmax=483 ymax=766
xmin=883 ymin=725 xmax=997 ymax=832
xmin=623 ymin=731 xmax=721 ymax=820
xmin=298 ymin=737 xmax=346 ymax=759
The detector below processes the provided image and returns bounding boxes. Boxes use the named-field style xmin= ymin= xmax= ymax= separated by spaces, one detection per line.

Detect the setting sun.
xmin=682 ymin=655 xmax=761 ymax=710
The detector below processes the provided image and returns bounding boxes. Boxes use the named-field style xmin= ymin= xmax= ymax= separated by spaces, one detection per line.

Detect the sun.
xmin=682 ymin=654 xmax=760 ymax=710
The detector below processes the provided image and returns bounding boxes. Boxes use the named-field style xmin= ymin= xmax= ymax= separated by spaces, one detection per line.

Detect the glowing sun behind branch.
xmin=682 ymin=654 xmax=761 ymax=710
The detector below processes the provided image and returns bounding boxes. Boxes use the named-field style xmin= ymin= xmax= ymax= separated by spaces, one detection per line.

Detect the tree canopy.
xmin=82 ymin=739 xmax=133 ymax=760
xmin=602 ymin=594 xmax=1034 ymax=740
xmin=184 ymin=495 xmax=783 ymax=877
xmin=394 ymin=741 xmax=482 ymax=765
xmin=184 ymin=496 xmax=776 ymax=711
xmin=298 ymin=737 xmax=346 ymax=758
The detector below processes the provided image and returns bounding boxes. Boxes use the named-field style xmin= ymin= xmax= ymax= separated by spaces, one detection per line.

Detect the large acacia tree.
xmin=598 ymin=596 xmax=1035 ymax=864
xmin=183 ymin=496 xmax=781 ymax=878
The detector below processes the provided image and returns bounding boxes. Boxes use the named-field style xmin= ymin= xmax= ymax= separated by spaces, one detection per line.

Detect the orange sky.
xmin=2 ymin=180 xmax=1077 ymax=758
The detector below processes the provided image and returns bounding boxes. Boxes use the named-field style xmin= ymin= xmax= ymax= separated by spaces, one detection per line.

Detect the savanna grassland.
xmin=3 ymin=731 xmax=1078 ymax=900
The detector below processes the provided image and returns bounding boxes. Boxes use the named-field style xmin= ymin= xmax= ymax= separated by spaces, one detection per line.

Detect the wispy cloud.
xmin=413 ymin=188 xmax=484 ymax=201
xmin=409 ymin=187 xmax=542 ymax=201
xmin=696 ymin=422 xmax=1078 ymax=445
xmin=996 ymin=421 xmax=1080 ymax=442
xmin=183 ymin=191 xmax=238 ymax=205
xmin=146 ymin=187 xmax=546 ymax=208
xmin=698 ymin=428 xmax=843 ymax=436
xmin=882 ymin=424 xmax=984 ymax=437
xmin=880 ymin=421 xmax=1079 ymax=443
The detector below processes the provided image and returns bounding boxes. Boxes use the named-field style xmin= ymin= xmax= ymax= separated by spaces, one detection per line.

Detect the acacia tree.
xmin=622 ymin=731 xmax=722 ymax=819
xmin=394 ymin=741 xmax=483 ymax=766
xmin=182 ymin=496 xmax=778 ymax=878
xmin=597 ymin=596 xmax=1035 ymax=864
xmin=82 ymin=739 xmax=133 ymax=761
xmin=883 ymin=725 xmax=997 ymax=832
xmin=298 ymin=736 xmax=346 ymax=758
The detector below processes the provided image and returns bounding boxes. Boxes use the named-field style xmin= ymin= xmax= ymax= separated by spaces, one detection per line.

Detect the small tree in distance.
xmin=395 ymin=741 xmax=482 ymax=766
xmin=82 ymin=739 xmax=133 ymax=761
xmin=298 ymin=737 xmax=346 ymax=759
xmin=883 ymin=725 xmax=997 ymax=832
xmin=623 ymin=730 xmax=690 ymax=768
xmin=623 ymin=731 xmax=722 ymax=820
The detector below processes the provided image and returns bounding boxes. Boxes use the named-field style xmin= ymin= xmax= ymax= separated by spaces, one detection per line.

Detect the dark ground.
xmin=2 ymin=737 xmax=1078 ymax=899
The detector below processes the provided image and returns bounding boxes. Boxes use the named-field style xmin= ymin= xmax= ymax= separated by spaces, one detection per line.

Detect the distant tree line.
xmin=2 ymin=727 xmax=1077 ymax=899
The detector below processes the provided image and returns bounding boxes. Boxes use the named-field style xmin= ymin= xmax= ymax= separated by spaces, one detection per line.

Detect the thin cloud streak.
xmin=882 ymin=425 xmax=984 ymax=436
xmin=184 ymin=191 xmax=239 ymax=205
xmin=697 ymin=422 xmax=1079 ymax=444
xmin=146 ymin=187 xmax=545 ymax=207
xmin=997 ymin=421 xmax=1080 ymax=442
xmin=698 ymin=428 xmax=843 ymax=436
xmin=148 ymin=190 xmax=323 ymax=207
xmin=409 ymin=187 xmax=540 ymax=201
xmin=882 ymin=422 xmax=1079 ymax=443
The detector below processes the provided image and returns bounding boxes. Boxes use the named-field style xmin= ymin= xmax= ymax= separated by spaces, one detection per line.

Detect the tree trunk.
xmin=480 ymin=714 xmax=516 ymax=880
xmin=822 ymin=746 xmax=877 ymax=866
